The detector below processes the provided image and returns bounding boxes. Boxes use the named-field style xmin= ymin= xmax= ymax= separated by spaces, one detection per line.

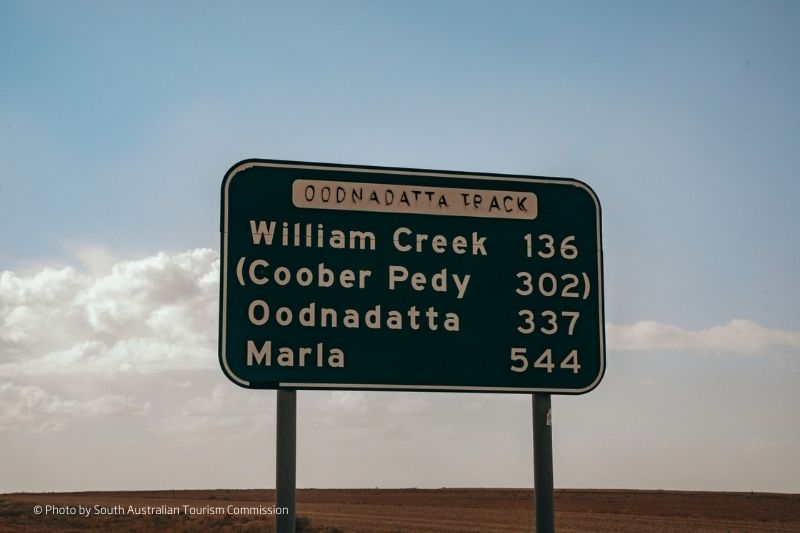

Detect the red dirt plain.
xmin=1 ymin=488 xmax=798 ymax=532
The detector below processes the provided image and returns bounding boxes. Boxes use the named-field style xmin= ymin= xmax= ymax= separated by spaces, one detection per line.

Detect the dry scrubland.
xmin=2 ymin=488 xmax=799 ymax=532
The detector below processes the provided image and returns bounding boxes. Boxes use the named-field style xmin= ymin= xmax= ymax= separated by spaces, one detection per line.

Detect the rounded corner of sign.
xmin=568 ymin=178 xmax=602 ymax=212
xmin=218 ymin=355 xmax=252 ymax=389
xmin=572 ymin=362 xmax=606 ymax=395
xmin=222 ymin=159 xmax=260 ymax=192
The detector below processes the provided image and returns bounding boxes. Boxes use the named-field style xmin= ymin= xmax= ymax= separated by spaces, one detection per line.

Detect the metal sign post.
xmin=533 ymin=393 xmax=554 ymax=533
xmin=275 ymin=389 xmax=296 ymax=532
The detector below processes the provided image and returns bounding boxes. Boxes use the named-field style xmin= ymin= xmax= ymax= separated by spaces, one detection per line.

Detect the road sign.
xmin=219 ymin=159 xmax=604 ymax=393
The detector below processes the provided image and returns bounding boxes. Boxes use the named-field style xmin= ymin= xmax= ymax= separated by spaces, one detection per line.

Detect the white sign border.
xmin=220 ymin=159 xmax=605 ymax=394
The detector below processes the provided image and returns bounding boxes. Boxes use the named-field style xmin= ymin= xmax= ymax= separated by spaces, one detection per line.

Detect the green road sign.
xmin=219 ymin=160 xmax=605 ymax=393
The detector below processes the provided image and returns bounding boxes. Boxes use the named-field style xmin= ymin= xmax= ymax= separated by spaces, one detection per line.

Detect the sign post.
xmin=533 ymin=393 xmax=554 ymax=532
xmin=275 ymin=389 xmax=296 ymax=533
xmin=218 ymin=159 xmax=605 ymax=531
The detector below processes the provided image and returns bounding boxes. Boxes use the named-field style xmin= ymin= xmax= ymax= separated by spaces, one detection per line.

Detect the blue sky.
xmin=1 ymin=1 xmax=799 ymax=492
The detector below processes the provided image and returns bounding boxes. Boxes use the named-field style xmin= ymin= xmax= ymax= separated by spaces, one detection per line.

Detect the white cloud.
xmin=318 ymin=390 xmax=369 ymax=415
xmin=181 ymin=383 xmax=270 ymax=417
xmin=144 ymin=383 xmax=275 ymax=436
xmin=0 ymin=248 xmax=218 ymax=375
xmin=385 ymin=396 xmax=429 ymax=416
xmin=3 ymin=247 xmax=799 ymax=383
xmin=0 ymin=382 xmax=148 ymax=432
xmin=607 ymin=319 xmax=800 ymax=354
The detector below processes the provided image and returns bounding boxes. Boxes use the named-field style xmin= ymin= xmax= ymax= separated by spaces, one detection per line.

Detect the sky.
xmin=1 ymin=0 xmax=799 ymax=493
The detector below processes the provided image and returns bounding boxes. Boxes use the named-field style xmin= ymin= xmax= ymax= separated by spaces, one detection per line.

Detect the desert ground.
xmin=1 ymin=488 xmax=799 ymax=532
